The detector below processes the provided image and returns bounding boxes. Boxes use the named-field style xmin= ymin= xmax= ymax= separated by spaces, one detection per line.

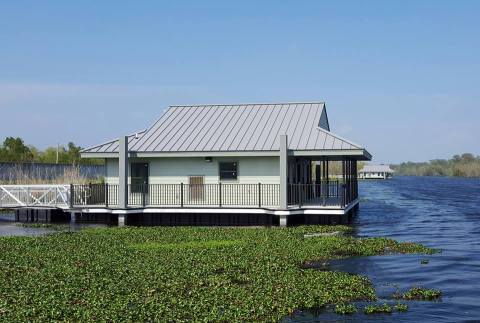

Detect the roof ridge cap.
xmin=170 ymin=102 xmax=325 ymax=108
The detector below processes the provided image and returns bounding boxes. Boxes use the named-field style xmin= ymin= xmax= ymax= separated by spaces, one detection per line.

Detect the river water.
xmin=290 ymin=176 xmax=480 ymax=322
xmin=0 ymin=213 xmax=109 ymax=236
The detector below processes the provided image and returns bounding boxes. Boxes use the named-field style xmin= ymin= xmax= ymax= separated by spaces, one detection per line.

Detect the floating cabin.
xmin=74 ymin=102 xmax=372 ymax=226
xmin=358 ymin=165 xmax=394 ymax=180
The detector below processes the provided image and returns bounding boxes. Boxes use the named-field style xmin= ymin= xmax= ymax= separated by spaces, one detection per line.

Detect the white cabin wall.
xmin=104 ymin=156 xmax=280 ymax=184
xmin=105 ymin=159 xmax=119 ymax=184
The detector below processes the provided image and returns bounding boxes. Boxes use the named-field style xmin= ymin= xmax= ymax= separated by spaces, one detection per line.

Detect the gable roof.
xmin=81 ymin=130 xmax=147 ymax=154
xmin=82 ymin=102 xmax=370 ymax=158
xmin=359 ymin=165 xmax=394 ymax=173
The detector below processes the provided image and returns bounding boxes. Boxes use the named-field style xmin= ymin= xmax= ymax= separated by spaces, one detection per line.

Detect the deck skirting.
xmin=13 ymin=200 xmax=359 ymax=226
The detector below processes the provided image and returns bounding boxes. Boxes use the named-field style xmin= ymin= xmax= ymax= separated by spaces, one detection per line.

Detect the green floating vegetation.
xmin=0 ymin=225 xmax=434 ymax=321
xmin=334 ymin=303 xmax=357 ymax=315
xmin=17 ymin=223 xmax=70 ymax=231
xmin=394 ymin=302 xmax=409 ymax=312
xmin=402 ymin=287 xmax=442 ymax=301
xmin=364 ymin=303 xmax=393 ymax=314
xmin=131 ymin=239 xmax=244 ymax=250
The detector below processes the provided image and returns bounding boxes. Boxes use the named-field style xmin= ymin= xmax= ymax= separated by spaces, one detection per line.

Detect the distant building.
xmin=359 ymin=165 xmax=394 ymax=179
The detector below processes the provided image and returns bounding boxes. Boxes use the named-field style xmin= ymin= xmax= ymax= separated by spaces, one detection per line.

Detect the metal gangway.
xmin=0 ymin=185 xmax=71 ymax=209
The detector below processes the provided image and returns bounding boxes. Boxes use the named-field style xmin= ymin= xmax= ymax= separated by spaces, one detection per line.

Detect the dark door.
xmin=131 ymin=163 xmax=149 ymax=193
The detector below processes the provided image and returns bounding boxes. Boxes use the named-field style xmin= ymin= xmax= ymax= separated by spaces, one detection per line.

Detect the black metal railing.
xmin=70 ymin=182 xmax=352 ymax=209
xmin=126 ymin=183 xmax=280 ymax=208
xmin=288 ymin=181 xmax=344 ymax=207
xmin=71 ymin=183 xmax=280 ymax=208
xmin=70 ymin=183 xmax=119 ymax=207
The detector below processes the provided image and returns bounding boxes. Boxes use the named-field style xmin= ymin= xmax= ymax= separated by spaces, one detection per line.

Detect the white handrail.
xmin=0 ymin=184 xmax=70 ymax=209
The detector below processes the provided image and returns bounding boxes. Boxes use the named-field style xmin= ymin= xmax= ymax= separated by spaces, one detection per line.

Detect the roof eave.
xmin=81 ymin=148 xmax=372 ymax=160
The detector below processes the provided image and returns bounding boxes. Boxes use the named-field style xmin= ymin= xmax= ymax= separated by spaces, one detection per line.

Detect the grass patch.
xmin=0 ymin=225 xmax=433 ymax=321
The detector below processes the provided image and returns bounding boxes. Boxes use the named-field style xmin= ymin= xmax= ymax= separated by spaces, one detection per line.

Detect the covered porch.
xmin=69 ymin=136 xmax=365 ymax=213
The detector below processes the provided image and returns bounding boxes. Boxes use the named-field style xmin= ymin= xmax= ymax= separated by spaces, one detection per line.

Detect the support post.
xmin=219 ymin=182 xmax=222 ymax=207
xmin=118 ymin=214 xmax=126 ymax=227
xmin=69 ymin=184 xmax=74 ymax=208
xmin=180 ymin=183 xmax=184 ymax=207
xmin=258 ymin=182 xmax=262 ymax=208
xmin=326 ymin=160 xmax=329 ymax=198
xmin=118 ymin=136 xmax=129 ymax=209
xmin=105 ymin=183 xmax=109 ymax=208
xmin=70 ymin=212 xmax=76 ymax=224
xmin=279 ymin=135 xmax=288 ymax=210
xmin=142 ymin=183 xmax=146 ymax=207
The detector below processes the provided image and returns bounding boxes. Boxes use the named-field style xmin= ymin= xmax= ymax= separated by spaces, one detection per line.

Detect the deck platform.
xmin=2 ymin=184 xmax=359 ymax=226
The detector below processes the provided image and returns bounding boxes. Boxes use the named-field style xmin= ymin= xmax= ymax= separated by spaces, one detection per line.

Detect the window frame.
xmin=219 ymin=161 xmax=238 ymax=181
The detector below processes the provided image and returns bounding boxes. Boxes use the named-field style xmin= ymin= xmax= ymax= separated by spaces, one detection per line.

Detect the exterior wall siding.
xmin=105 ymin=156 xmax=280 ymax=185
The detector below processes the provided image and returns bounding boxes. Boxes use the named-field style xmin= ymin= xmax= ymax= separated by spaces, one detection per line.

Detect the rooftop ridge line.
xmin=169 ymin=101 xmax=325 ymax=108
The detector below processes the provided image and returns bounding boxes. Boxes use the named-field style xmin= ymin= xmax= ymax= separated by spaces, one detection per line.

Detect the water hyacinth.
xmin=364 ymin=303 xmax=393 ymax=314
xmin=0 ymin=225 xmax=433 ymax=321
xmin=334 ymin=303 xmax=357 ymax=315
xmin=402 ymin=287 xmax=442 ymax=301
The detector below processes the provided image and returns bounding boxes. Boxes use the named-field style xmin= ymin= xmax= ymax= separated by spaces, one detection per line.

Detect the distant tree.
xmin=0 ymin=137 xmax=33 ymax=162
xmin=460 ymin=153 xmax=475 ymax=163
xmin=67 ymin=142 xmax=82 ymax=165
xmin=393 ymin=153 xmax=480 ymax=178
xmin=0 ymin=136 xmax=104 ymax=165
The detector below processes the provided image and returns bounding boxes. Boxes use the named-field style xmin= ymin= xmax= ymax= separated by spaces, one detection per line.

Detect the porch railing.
xmin=70 ymin=183 xmax=280 ymax=208
xmin=289 ymin=181 xmax=342 ymax=207
xmin=70 ymin=182 xmax=354 ymax=209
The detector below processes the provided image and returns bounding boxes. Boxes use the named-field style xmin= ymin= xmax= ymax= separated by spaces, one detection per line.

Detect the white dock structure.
xmin=0 ymin=185 xmax=71 ymax=209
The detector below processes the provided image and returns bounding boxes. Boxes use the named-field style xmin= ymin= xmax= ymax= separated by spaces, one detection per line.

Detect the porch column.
xmin=118 ymin=136 xmax=129 ymax=209
xmin=279 ymin=134 xmax=288 ymax=211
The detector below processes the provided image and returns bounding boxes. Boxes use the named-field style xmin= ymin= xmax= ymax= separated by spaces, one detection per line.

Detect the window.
xmin=219 ymin=162 xmax=238 ymax=180
xmin=131 ymin=163 xmax=149 ymax=193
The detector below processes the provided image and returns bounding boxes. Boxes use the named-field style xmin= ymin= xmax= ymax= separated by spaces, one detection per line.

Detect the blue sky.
xmin=0 ymin=0 xmax=479 ymax=163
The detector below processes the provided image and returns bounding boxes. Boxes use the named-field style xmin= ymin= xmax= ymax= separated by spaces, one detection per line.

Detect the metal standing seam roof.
xmin=359 ymin=165 xmax=394 ymax=173
xmin=82 ymin=102 xmax=366 ymax=154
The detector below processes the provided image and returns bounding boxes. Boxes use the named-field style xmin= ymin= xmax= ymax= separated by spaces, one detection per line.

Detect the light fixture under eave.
xmin=205 ymin=157 xmax=213 ymax=163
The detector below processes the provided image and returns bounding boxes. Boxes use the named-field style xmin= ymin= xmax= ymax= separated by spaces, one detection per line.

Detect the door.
xmin=189 ymin=176 xmax=204 ymax=200
xmin=131 ymin=163 xmax=149 ymax=193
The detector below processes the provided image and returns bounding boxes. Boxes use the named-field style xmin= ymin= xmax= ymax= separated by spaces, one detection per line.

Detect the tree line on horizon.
xmin=392 ymin=153 xmax=480 ymax=178
xmin=0 ymin=137 xmax=103 ymax=165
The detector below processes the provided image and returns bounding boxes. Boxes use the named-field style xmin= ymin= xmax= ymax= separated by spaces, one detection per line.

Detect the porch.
xmin=68 ymin=180 xmax=355 ymax=210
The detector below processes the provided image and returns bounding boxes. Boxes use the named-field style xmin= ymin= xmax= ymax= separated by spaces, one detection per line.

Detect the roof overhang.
xmin=81 ymin=148 xmax=372 ymax=160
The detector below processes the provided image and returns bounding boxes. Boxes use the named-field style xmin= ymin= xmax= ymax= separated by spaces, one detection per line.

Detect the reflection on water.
xmin=287 ymin=176 xmax=480 ymax=322
xmin=0 ymin=212 xmax=110 ymax=237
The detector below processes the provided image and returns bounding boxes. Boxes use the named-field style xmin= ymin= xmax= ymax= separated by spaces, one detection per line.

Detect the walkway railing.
xmin=0 ymin=182 xmax=355 ymax=209
xmin=0 ymin=185 xmax=70 ymax=208
xmin=69 ymin=182 xmax=353 ymax=209
xmin=71 ymin=183 xmax=280 ymax=208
